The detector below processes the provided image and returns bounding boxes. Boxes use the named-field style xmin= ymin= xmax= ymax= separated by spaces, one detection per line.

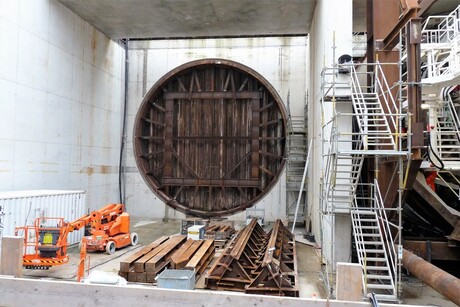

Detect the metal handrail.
xmin=350 ymin=65 xmax=370 ymax=149
xmin=374 ymin=179 xmax=397 ymax=296
xmin=421 ymin=5 xmax=460 ymax=44
xmin=351 ymin=197 xmax=368 ymax=293
xmin=437 ymin=171 xmax=460 ymax=198
xmin=375 ymin=62 xmax=398 ymax=138
xmin=433 ymin=87 xmax=460 ymax=160
xmin=445 ymin=88 xmax=460 ymax=140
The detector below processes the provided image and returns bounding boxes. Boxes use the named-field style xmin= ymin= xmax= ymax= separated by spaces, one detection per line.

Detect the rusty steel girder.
xmin=205 ymin=218 xmax=267 ymax=291
xmin=246 ymin=219 xmax=298 ymax=297
xmin=205 ymin=219 xmax=298 ymax=297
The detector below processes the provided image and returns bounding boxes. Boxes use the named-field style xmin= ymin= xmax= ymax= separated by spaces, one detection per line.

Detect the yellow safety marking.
xmin=43 ymin=233 xmax=53 ymax=244
xmin=24 ymin=260 xmax=64 ymax=264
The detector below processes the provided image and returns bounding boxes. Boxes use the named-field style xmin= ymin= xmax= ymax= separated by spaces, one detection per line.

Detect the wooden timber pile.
xmin=119 ymin=235 xmax=215 ymax=283
xmin=204 ymin=223 xmax=235 ymax=248
xmin=205 ymin=218 xmax=298 ymax=297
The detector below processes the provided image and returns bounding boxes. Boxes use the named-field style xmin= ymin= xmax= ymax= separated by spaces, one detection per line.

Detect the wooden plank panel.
xmin=161 ymin=178 xmax=259 ymax=187
xmin=134 ymin=60 xmax=287 ymax=217
xmin=165 ymin=91 xmax=261 ymax=100
xmin=146 ymin=272 xmax=157 ymax=283
xmin=120 ymin=236 xmax=169 ymax=272
xmin=136 ymin=272 xmax=147 ymax=283
xmin=170 ymin=238 xmax=195 ymax=269
xmin=164 ymin=99 xmax=174 ymax=177
xmin=0 ymin=236 xmax=23 ymax=277
xmin=133 ymin=239 xmax=173 ymax=272
xmin=173 ymin=240 xmax=203 ymax=270
xmin=336 ymin=263 xmax=363 ymax=301
xmin=251 ymin=98 xmax=260 ymax=179
xmin=128 ymin=271 xmax=137 ymax=282
xmin=145 ymin=235 xmax=187 ymax=272
xmin=185 ymin=239 xmax=215 ymax=272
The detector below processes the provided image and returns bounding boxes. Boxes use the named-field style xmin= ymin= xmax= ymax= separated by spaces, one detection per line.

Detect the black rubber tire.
xmin=130 ymin=233 xmax=139 ymax=246
xmin=106 ymin=241 xmax=116 ymax=255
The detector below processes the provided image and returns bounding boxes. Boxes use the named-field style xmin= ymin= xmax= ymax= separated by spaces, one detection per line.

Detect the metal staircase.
xmin=350 ymin=64 xmax=399 ymax=152
xmin=352 ymin=180 xmax=397 ymax=302
xmin=432 ymin=86 xmax=460 ymax=162
xmin=323 ymin=132 xmax=365 ymax=213
xmin=321 ymin=61 xmax=404 ymax=301
xmin=323 ymin=62 xmax=401 ymax=213
xmin=420 ymin=5 xmax=460 ymax=80
xmin=286 ymin=110 xmax=308 ymax=224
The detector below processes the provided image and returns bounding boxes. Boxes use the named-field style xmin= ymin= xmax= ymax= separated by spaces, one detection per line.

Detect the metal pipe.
xmin=119 ymin=38 xmax=129 ymax=204
xmin=402 ymin=248 xmax=460 ymax=305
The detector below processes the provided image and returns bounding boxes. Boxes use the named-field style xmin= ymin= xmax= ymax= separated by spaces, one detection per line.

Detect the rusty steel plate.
xmin=134 ymin=59 xmax=287 ymax=217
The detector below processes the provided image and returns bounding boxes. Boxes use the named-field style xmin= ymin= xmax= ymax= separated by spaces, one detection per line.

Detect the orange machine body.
xmin=15 ymin=204 xmax=138 ymax=270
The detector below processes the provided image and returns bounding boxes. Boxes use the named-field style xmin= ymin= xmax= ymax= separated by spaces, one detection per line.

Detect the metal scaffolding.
xmin=319 ymin=55 xmax=410 ymax=302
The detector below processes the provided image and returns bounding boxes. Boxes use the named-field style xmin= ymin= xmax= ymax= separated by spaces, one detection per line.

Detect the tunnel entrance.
xmin=134 ymin=59 xmax=287 ymax=217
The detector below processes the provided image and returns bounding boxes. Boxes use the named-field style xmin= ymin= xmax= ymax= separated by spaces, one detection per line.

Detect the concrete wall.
xmin=0 ymin=276 xmax=413 ymax=307
xmin=125 ymin=37 xmax=308 ymax=221
xmin=308 ymin=0 xmax=353 ymax=265
xmin=0 ymin=0 xmax=125 ymax=210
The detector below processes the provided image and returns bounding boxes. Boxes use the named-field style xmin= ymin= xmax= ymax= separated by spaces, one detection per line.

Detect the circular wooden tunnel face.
xmin=134 ymin=59 xmax=287 ymax=217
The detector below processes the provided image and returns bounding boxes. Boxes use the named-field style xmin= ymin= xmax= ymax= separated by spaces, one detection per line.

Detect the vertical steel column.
xmin=406 ymin=18 xmax=424 ymax=156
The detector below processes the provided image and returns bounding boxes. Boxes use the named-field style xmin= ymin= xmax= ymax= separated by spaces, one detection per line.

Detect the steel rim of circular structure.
xmin=134 ymin=58 xmax=287 ymax=217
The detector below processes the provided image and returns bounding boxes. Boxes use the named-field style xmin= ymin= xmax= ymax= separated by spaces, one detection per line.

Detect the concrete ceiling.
xmin=58 ymin=0 xmax=317 ymax=39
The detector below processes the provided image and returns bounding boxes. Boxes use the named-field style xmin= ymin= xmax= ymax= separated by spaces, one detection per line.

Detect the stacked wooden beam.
xmin=205 ymin=219 xmax=298 ymax=297
xmin=119 ymin=236 xmax=169 ymax=278
xmin=119 ymin=235 xmax=215 ymax=284
xmin=184 ymin=239 xmax=215 ymax=275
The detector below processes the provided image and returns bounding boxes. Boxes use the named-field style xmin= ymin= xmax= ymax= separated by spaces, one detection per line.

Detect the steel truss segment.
xmin=205 ymin=219 xmax=298 ymax=296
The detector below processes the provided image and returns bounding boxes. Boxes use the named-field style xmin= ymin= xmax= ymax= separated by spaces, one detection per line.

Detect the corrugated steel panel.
xmin=0 ymin=190 xmax=86 ymax=250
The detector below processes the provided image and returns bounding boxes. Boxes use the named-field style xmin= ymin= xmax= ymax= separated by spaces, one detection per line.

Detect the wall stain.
xmin=80 ymin=165 xmax=118 ymax=176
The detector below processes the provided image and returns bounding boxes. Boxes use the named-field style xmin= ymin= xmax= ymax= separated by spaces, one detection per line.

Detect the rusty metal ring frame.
xmin=134 ymin=58 xmax=287 ymax=217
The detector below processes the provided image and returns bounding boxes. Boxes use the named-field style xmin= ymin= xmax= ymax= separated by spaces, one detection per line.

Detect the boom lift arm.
xmin=15 ymin=203 xmax=138 ymax=270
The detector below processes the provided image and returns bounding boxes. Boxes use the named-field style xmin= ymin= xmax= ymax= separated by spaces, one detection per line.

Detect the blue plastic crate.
xmin=156 ymin=269 xmax=195 ymax=290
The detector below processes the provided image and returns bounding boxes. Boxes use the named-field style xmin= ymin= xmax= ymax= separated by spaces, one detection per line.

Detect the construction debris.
xmin=180 ymin=218 xmax=209 ymax=235
xmin=204 ymin=222 xmax=236 ymax=249
xmin=205 ymin=218 xmax=299 ymax=297
xmin=118 ymin=235 xmax=214 ymax=284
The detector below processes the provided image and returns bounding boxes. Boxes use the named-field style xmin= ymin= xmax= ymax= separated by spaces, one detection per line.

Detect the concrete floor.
xmin=22 ymin=218 xmax=455 ymax=306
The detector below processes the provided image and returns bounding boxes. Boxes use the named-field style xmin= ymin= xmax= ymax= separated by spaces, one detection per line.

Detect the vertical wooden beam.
xmin=251 ymin=98 xmax=260 ymax=179
xmin=164 ymin=99 xmax=174 ymax=177
xmin=0 ymin=236 xmax=23 ymax=277
xmin=336 ymin=262 xmax=363 ymax=301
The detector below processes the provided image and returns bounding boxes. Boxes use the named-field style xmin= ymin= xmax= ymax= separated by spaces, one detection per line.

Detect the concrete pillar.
xmin=335 ymin=214 xmax=352 ymax=264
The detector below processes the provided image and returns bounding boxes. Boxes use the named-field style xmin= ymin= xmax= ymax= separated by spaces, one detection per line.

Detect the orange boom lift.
xmin=15 ymin=203 xmax=138 ymax=270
